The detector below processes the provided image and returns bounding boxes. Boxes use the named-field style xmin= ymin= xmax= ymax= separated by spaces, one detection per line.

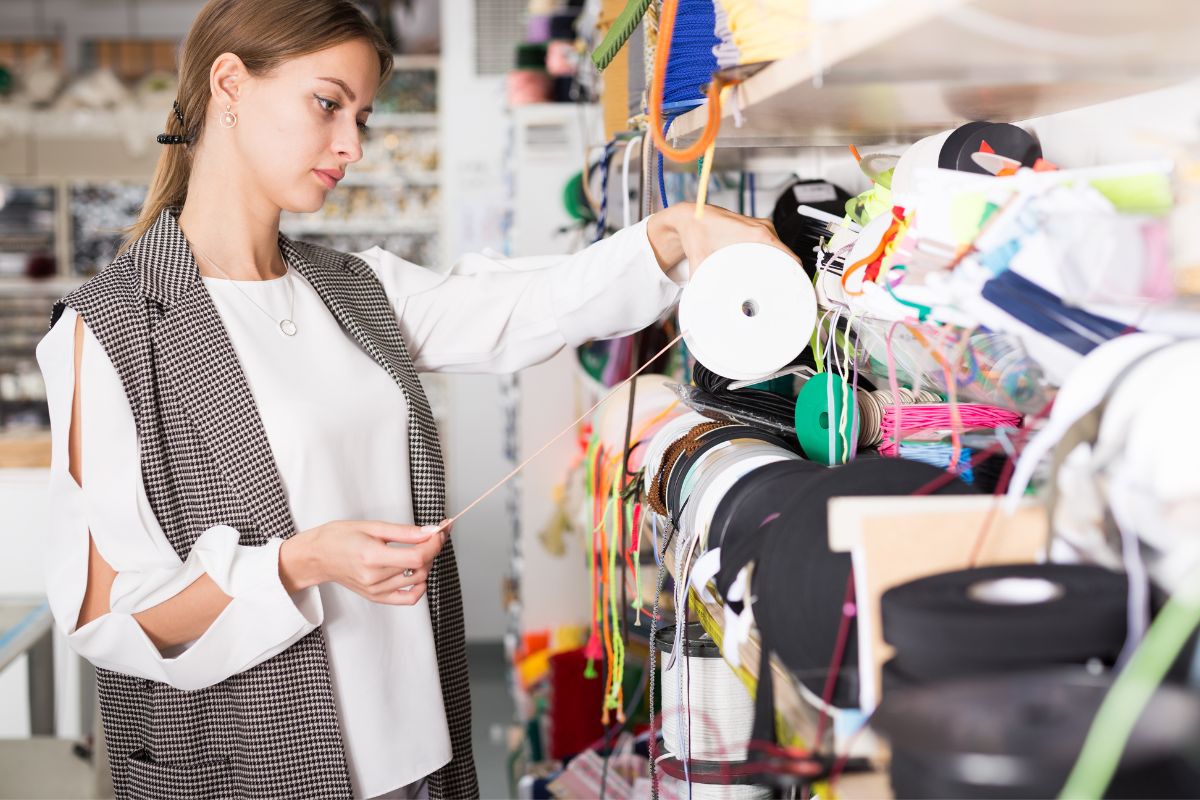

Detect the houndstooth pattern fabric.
xmin=280 ymin=233 xmax=478 ymax=800
xmin=50 ymin=206 xmax=478 ymax=800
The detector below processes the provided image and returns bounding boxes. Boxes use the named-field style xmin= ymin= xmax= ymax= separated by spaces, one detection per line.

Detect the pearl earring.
xmin=220 ymin=103 xmax=238 ymax=129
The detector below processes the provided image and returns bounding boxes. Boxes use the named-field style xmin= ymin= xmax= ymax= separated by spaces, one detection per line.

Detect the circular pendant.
xmin=280 ymin=319 xmax=297 ymax=336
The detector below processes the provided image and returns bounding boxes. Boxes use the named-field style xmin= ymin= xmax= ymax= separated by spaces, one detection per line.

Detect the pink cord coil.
xmin=878 ymin=403 xmax=1023 ymax=457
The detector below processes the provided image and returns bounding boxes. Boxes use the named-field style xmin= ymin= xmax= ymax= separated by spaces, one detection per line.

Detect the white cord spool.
xmin=676 ymin=438 xmax=781 ymax=519
xmin=658 ymin=773 xmax=772 ymax=800
xmin=680 ymin=243 xmax=816 ymax=382
xmin=682 ymin=445 xmax=798 ymax=548
xmin=657 ymin=624 xmax=755 ymax=763
xmin=656 ymin=756 xmax=772 ymax=800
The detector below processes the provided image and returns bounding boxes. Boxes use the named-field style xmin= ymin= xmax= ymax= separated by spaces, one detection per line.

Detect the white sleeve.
xmin=34 ymin=306 xmax=324 ymax=692
xmin=352 ymin=217 xmax=689 ymax=373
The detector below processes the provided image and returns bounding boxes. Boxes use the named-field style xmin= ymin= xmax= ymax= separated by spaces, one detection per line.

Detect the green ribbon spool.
xmin=563 ymin=171 xmax=596 ymax=223
xmin=794 ymin=372 xmax=858 ymax=465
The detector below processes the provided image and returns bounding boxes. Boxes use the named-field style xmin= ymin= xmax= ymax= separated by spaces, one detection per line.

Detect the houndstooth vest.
xmin=49 ymin=206 xmax=478 ymax=800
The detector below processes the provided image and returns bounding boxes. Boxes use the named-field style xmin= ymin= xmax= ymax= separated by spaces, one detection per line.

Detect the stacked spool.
xmin=656 ymin=623 xmax=769 ymax=800
xmin=873 ymin=670 xmax=1200 ymax=799
xmin=880 ymin=564 xmax=1130 ymax=691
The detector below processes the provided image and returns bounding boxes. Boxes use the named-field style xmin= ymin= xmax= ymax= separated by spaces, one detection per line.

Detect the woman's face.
xmin=223 ymin=39 xmax=382 ymax=214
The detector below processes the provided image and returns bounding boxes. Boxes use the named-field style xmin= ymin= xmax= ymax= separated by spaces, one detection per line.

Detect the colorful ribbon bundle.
xmin=584 ymin=385 xmax=686 ymax=724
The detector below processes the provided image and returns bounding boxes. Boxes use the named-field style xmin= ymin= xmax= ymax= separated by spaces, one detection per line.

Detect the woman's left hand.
xmin=645 ymin=202 xmax=798 ymax=274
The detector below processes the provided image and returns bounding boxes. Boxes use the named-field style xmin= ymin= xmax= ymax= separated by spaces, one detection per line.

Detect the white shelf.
xmin=0 ymin=276 xmax=85 ymax=295
xmin=668 ymin=0 xmax=1200 ymax=148
xmin=368 ymin=112 xmax=438 ymax=129
xmin=390 ymin=54 xmax=441 ymax=72
xmin=280 ymin=217 xmax=439 ymax=237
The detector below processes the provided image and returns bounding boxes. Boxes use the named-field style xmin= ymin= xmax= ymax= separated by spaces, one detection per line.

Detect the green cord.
xmin=591 ymin=0 xmax=654 ymax=71
xmin=1059 ymin=579 xmax=1200 ymax=799
xmin=883 ymin=265 xmax=933 ymax=321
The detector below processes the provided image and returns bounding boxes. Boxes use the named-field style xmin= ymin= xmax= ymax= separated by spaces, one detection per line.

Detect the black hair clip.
xmin=157 ymin=99 xmax=192 ymax=145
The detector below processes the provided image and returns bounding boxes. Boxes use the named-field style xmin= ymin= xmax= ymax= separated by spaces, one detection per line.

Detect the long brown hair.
xmin=118 ymin=0 xmax=393 ymax=255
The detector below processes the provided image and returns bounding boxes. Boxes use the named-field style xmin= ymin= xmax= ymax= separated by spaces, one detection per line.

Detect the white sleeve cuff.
xmin=72 ymin=525 xmax=323 ymax=691
xmin=36 ymin=282 xmax=321 ymax=691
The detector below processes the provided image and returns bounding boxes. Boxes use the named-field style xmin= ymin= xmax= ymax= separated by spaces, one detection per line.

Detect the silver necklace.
xmin=191 ymin=240 xmax=298 ymax=336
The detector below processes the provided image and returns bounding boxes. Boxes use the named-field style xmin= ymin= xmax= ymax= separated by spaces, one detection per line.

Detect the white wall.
xmin=1022 ymin=78 xmax=1200 ymax=168
xmin=435 ymin=6 xmax=614 ymax=640
xmin=436 ymin=0 xmax=514 ymax=642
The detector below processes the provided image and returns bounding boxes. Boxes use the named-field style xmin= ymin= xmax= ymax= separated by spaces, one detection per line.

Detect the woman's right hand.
xmin=279 ymin=519 xmax=451 ymax=606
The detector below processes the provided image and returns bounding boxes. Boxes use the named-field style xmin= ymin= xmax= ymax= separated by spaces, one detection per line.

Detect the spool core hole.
xmin=967 ymin=577 xmax=1065 ymax=605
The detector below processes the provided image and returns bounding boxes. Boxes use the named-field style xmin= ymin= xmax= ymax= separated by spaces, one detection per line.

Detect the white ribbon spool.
xmin=658 ymin=770 xmax=771 ymax=800
xmin=679 ymin=243 xmax=816 ymax=382
xmin=683 ymin=445 xmax=798 ymax=547
xmin=677 ymin=437 xmax=773 ymax=513
xmin=890 ymin=128 xmax=955 ymax=209
xmin=660 ymin=629 xmax=755 ymax=763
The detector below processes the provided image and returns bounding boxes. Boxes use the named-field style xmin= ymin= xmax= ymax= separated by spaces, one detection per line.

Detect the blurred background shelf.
xmin=669 ymin=0 xmax=1200 ymax=148
xmin=0 ymin=44 xmax=444 ymax=435
xmin=339 ymin=170 xmax=440 ymax=187
xmin=369 ymin=111 xmax=439 ymax=129
xmin=279 ymin=217 xmax=440 ymax=236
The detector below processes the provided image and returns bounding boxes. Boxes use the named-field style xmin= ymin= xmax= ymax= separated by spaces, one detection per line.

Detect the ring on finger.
xmin=403 ymin=568 xmax=415 ymax=578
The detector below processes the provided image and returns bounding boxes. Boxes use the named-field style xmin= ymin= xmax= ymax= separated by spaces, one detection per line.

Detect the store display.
xmin=6 ymin=2 xmax=1200 ymax=798
xmin=515 ymin=4 xmax=1200 ymax=798
xmin=562 ymin=4 xmax=1200 ymax=787
xmin=374 ymin=67 xmax=437 ymax=113
xmin=70 ymin=182 xmax=148 ymax=275
xmin=0 ymin=184 xmax=56 ymax=278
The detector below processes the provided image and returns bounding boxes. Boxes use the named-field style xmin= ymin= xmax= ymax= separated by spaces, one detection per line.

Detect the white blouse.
xmin=35 ymin=218 xmax=686 ymax=799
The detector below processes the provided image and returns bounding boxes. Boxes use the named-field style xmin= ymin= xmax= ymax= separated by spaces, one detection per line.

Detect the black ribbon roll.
xmin=881 ymin=563 xmax=1129 ymax=683
xmin=938 ymin=121 xmax=1042 ymax=174
xmin=664 ymin=424 xmax=801 ymax=522
xmin=749 ymin=459 xmax=975 ymax=740
xmin=711 ymin=460 xmax=827 ymax=608
xmin=872 ymin=668 xmax=1200 ymax=799
xmin=771 ymin=179 xmax=854 ymax=277
xmin=654 ymin=621 xmax=719 ymax=659
xmin=691 ymin=362 xmax=799 ymax=428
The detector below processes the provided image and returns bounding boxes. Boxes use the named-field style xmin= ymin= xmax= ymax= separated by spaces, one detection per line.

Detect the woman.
xmin=35 ymin=1 xmax=786 ymax=798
